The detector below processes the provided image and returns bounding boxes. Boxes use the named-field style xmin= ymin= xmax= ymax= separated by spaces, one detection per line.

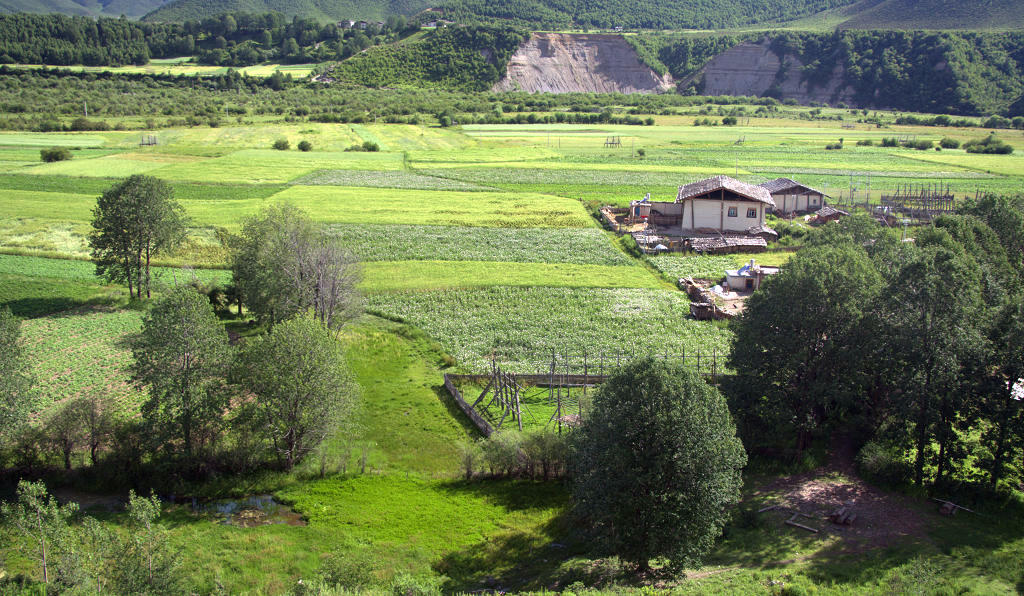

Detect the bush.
xmin=722 ymin=116 xmax=737 ymax=125
xmin=964 ymin=134 xmax=1014 ymax=154
xmin=856 ymin=440 xmax=911 ymax=486
xmin=272 ymin=138 xmax=290 ymax=150
xmin=856 ymin=139 xmax=873 ymax=146
xmin=939 ymin=137 xmax=960 ymax=149
xmin=825 ymin=141 xmax=843 ymax=150
xmin=881 ymin=137 xmax=899 ymax=147
xmin=297 ymin=140 xmax=312 ymax=151
xmin=906 ymin=139 xmax=933 ymax=150
xmin=40 ymin=146 xmax=72 ymax=162
xmin=481 ymin=430 xmax=522 ymax=476
xmin=362 ymin=141 xmax=380 ymax=152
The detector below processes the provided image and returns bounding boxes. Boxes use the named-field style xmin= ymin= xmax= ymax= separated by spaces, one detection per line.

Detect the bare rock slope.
xmin=697 ymin=40 xmax=854 ymax=106
xmin=494 ymin=33 xmax=673 ymax=94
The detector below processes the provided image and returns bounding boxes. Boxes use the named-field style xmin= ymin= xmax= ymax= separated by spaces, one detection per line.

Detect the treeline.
xmin=730 ymin=195 xmax=1024 ymax=494
xmin=436 ymin=0 xmax=856 ymax=30
xmin=0 ymin=67 xmax=782 ymax=130
xmin=0 ymin=12 xmax=418 ymax=67
xmin=767 ymin=30 xmax=1024 ymax=116
xmin=330 ymin=25 xmax=526 ymax=92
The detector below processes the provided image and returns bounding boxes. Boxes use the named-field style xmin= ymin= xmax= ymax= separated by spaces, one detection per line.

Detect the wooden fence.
xmin=444 ymin=374 xmax=495 ymax=437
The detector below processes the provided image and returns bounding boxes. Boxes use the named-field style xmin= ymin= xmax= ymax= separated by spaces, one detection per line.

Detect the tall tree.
xmin=234 ymin=314 xmax=357 ymax=470
xmin=1 ymin=480 xmax=78 ymax=585
xmin=730 ymin=245 xmax=884 ymax=451
xmin=0 ymin=306 xmax=33 ymax=450
xmin=877 ymin=239 xmax=984 ymax=487
xmin=132 ymin=285 xmax=231 ymax=461
xmin=89 ymin=175 xmax=186 ymax=299
xmin=231 ymin=204 xmax=360 ymax=330
xmin=982 ymin=297 xmax=1024 ymax=489
xmin=572 ymin=358 xmax=746 ymax=572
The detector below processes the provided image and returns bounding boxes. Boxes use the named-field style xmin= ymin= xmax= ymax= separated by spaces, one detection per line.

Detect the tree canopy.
xmin=89 ymin=175 xmax=186 ymax=299
xmin=572 ymin=358 xmax=746 ymax=571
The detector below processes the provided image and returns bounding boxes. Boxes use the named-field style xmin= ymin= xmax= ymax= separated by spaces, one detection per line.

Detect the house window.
xmin=747 ymin=208 xmax=757 ymax=218
xmin=727 ymin=207 xmax=738 ymax=217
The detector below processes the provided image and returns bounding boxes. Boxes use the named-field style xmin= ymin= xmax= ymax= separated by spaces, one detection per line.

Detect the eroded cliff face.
xmin=494 ymin=33 xmax=673 ymax=94
xmin=697 ymin=40 xmax=855 ymax=106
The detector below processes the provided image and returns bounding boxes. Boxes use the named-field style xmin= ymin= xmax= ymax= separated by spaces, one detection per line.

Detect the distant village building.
xmin=759 ymin=178 xmax=829 ymax=216
xmin=338 ymin=20 xmax=356 ymax=28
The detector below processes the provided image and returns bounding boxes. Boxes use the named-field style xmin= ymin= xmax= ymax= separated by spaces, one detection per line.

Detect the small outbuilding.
xmin=724 ymin=259 xmax=779 ymax=291
xmin=759 ymin=178 xmax=829 ymax=216
xmin=811 ymin=205 xmax=849 ymax=225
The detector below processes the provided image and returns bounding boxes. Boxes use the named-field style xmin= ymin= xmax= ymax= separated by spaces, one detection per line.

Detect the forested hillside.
xmin=788 ymin=0 xmax=1024 ymax=30
xmin=436 ymin=0 xmax=859 ymax=30
xmin=0 ymin=12 xmax=413 ymax=66
xmin=0 ymin=0 xmax=166 ymax=18
xmin=329 ymin=25 xmax=527 ymax=91
xmin=143 ymin=0 xmax=429 ymax=22
xmin=631 ymin=30 xmax=1024 ymax=116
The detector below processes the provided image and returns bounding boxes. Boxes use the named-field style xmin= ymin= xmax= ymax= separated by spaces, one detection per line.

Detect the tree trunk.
xmin=145 ymin=244 xmax=151 ymax=299
xmin=90 ymin=441 xmax=98 ymax=466
xmin=914 ymin=392 xmax=928 ymax=488
xmin=63 ymin=446 xmax=72 ymax=470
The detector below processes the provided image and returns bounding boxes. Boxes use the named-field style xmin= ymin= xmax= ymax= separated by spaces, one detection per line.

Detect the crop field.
xmin=1 ymin=106 xmax=1024 ymax=593
xmin=650 ymin=251 xmax=795 ymax=281
xmin=269 ymin=186 xmax=594 ymax=228
xmin=19 ymin=307 xmax=144 ymax=416
xmin=361 ymin=261 xmax=664 ymax=292
xmin=329 ymin=225 xmax=633 ymax=265
xmin=366 ymin=287 xmax=733 ymax=372
xmin=295 ymin=169 xmax=491 ymax=190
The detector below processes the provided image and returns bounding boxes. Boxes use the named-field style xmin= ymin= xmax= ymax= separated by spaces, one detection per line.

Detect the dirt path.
xmin=749 ymin=434 xmax=928 ymax=550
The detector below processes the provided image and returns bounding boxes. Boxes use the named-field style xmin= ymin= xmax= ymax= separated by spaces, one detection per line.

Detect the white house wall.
xmin=683 ymin=199 xmax=764 ymax=232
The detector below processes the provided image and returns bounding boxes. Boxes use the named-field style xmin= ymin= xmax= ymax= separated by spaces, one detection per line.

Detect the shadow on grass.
xmin=434 ymin=477 xmax=570 ymax=512
xmin=3 ymin=296 xmax=114 ymax=318
xmin=432 ymin=383 xmax=486 ymax=439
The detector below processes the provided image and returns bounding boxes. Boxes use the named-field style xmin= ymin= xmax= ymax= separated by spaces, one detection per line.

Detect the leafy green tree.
xmin=730 ymin=245 xmax=884 ymax=451
xmin=0 ymin=306 xmax=32 ymax=449
xmin=1 ymin=480 xmax=78 ymax=585
xmin=40 ymin=146 xmax=71 ymax=162
xmin=231 ymin=204 xmax=361 ymax=330
xmin=96 ymin=491 xmax=184 ymax=595
xmin=45 ymin=399 xmax=85 ymax=470
xmin=877 ymin=240 xmax=984 ymax=487
xmin=132 ymin=285 xmax=231 ymax=461
xmin=234 ymin=315 xmax=357 ymax=470
xmin=981 ymin=297 xmax=1024 ymax=489
xmin=89 ymin=175 xmax=186 ymax=299
xmin=572 ymin=358 xmax=746 ymax=571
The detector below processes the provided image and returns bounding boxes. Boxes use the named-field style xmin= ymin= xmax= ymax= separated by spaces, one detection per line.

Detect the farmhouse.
xmin=759 ymin=178 xmax=829 ymax=215
xmin=621 ymin=176 xmax=779 ymax=253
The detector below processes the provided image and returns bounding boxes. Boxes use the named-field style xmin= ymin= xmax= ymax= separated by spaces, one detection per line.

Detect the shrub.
xmin=362 ymin=141 xmax=380 ymax=152
xmin=825 ymin=141 xmax=843 ymax=150
xmin=964 ymin=134 xmax=1014 ymax=154
xmin=272 ymin=138 xmax=290 ymax=150
xmin=856 ymin=440 xmax=911 ymax=485
xmin=906 ymin=139 xmax=932 ymax=150
xmin=939 ymin=137 xmax=960 ymax=149
xmin=40 ymin=147 xmax=72 ymax=162
xmin=881 ymin=137 xmax=899 ymax=147
xmin=481 ymin=430 xmax=522 ymax=476
xmin=297 ymin=140 xmax=312 ymax=152
xmin=722 ymin=116 xmax=737 ymax=125
xmin=856 ymin=139 xmax=873 ymax=146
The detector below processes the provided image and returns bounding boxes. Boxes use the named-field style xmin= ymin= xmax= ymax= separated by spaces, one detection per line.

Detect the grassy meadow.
xmin=1 ymin=107 xmax=1024 ymax=593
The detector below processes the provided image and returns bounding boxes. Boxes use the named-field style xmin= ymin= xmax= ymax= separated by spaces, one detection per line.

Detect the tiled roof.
xmin=759 ymin=177 xmax=830 ymax=198
xmin=676 ymin=175 xmax=775 ymax=207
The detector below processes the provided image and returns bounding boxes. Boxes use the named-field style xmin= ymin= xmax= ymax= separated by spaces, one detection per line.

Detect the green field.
xmin=1 ymin=111 xmax=1023 ymax=593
